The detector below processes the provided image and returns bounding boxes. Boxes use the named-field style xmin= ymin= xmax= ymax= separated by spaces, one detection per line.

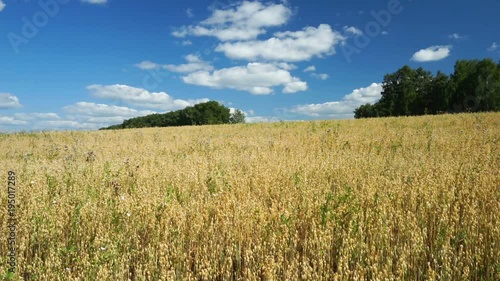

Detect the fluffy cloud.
xmin=215 ymin=24 xmax=345 ymax=62
xmin=411 ymin=45 xmax=452 ymax=62
xmin=81 ymin=0 xmax=107 ymax=4
xmin=0 ymin=1 xmax=5 ymax=11
xmin=291 ymin=83 xmax=382 ymax=118
xmin=304 ymin=66 xmax=316 ymax=72
xmin=86 ymin=84 xmax=209 ymax=111
xmin=10 ymin=103 xmax=157 ymax=131
xmin=135 ymin=61 xmax=159 ymax=70
xmin=183 ymin=63 xmax=307 ymax=95
xmin=0 ymin=93 xmax=22 ymax=109
xmin=343 ymin=26 xmax=363 ymax=36
xmin=173 ymin=1 xmax=292 ymax=41
xmin=343 ymin=83 xmax=383 ymax=104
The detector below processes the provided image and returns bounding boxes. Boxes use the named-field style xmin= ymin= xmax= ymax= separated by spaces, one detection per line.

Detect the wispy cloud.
xmin=136 ymin=55 xmax=213 ymax=73
xmin=448 ymin=33 xmax=465 ymax=40
xmin=0 ymin=116 xmax=28 ymax=126
xmin=64 ymin=102 xmax=156 ymax=118
xmin=304 ymin=66 xmax=328 ymax=80
xmin=411 ymin=45 xmax=452 ymax=62
xmin=312 ymin=73 xmax=329 ymax=80
xmin=14 ymin=113 xmax=60 ymax=120
xmin=343 ymin=26 xmax=363 ymax=36
xmin=0 ymin=93 xmax=23 ymax=109
xmin=164 ymin=55 xmax=214 ymax=73
xmin=80 ymin=0 xmax=108 ymax=4
xmin=304 ymin=66 xmax=316 ymax=72
xmin=488 ymin=42 xmax=498 ymax=52
xmin=0 ymin=0 xmax=6 ymax=12
xmin=135 ymin=61 xmax=159 ymax=70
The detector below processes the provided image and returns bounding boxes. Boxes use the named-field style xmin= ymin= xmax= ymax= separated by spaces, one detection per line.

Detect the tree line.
xmin=100 ymin=101 xmax=245 ymax=130
xmin=354 ymin=58 xmax=500 ymax=118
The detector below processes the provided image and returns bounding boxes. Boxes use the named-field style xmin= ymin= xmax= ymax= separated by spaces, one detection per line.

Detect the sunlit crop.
xmin=1 ymin=113 xmax=498 ymax=280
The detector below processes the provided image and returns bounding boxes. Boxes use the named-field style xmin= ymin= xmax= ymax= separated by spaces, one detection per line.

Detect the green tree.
xmin=229 ymin=109 xmax=246 ymax=124
xmin=377 ymin=65 xmax=421 ymax=116
xmin=100 ymin=101 xmax=237 ymax=130
xmin=421 ymin=71 xmax=450 ymax=114
xmin=354 ymin=103 xmax=378 ymax=118
xmin=354 ymin=58 xmax=500 ymax=119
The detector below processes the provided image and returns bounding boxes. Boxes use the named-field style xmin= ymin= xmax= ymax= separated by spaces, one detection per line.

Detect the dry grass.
xmin=1 ymin=113 xmax=499 ymax=280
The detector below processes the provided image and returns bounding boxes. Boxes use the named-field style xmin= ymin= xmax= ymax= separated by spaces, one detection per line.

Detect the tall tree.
xmin=378 ymin=65 xmax=423 ymax=116
xmin=229 ymin=109 xmax=246 ymax=124
xmin=423 ymin=71 xmax=450 ymax=114
xmin=354 ymin=58 xmax=500 ymax=119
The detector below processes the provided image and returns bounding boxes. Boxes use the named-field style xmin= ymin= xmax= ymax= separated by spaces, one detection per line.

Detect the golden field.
xmin=1 ymin=113 xmax=499 ymax=280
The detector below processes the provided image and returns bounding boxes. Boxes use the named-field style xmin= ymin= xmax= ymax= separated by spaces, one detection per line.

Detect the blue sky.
xmin=1 ymin=0 xmax=499 ymax=131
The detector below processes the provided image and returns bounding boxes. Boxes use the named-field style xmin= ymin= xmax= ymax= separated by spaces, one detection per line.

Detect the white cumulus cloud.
xmin=86 ymin=84 xmax=209 ymax=111
xmin=343 ymin=26 xmax=363 ymax=36
xmin=0 ymin=1 xmax=6 ymax=11
xmin=182 ymin=62 xmax=307 ymax=95
xmin=411 ymin=45 xmax=452 ymax=62
xmin=173 ymin=1 xmax=292 ymax=41
xmin=291 ymin=83 xmax=382 ymax=119
xmin=304 ymin=66 xmax=316 ymax=72
xmin=135 ymin=61 xmax=159 ymax=70
xmin=215 ymin=24 xmax=346 ymax=62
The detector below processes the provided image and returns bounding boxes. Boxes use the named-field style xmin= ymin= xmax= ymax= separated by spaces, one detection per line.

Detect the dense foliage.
xmin=101 ymin=101 xmax=244 ymax=130
xmin=355 ymin=58 xmax=500 ymax=118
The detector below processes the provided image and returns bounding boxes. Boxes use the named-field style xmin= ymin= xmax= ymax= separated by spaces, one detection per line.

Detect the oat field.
xmin=1 ymin=113 xmax=499 ymax=280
